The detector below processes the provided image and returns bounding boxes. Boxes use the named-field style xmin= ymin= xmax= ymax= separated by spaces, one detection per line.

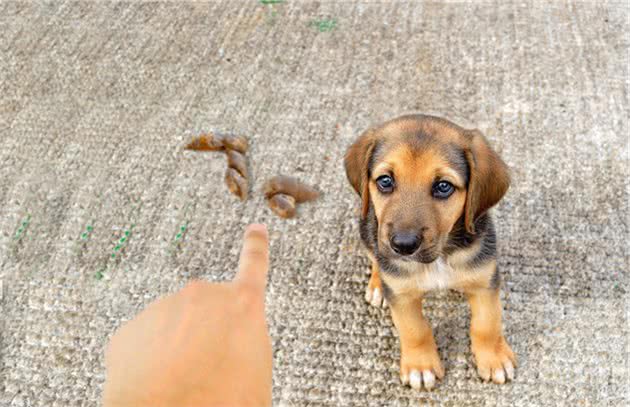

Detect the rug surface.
xmin=0 ymin=1 xmax=628 ymax=406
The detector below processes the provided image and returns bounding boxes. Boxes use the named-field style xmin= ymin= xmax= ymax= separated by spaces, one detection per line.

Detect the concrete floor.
xmin=0 ymin=1 xmax=628 ymax=406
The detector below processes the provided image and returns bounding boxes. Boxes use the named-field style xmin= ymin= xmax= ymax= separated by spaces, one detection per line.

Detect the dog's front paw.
xmin=365 ymin=269 xmax=387 ymax=308
xmin=365 ymin=284 xmax=387 ymax=308
xmin=471 ymin=335 xmax=516 ymax=384
xmin=399 ymin=345 xmax=445 ymax=390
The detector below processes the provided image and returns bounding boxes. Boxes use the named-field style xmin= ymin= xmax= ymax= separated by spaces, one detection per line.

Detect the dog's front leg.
xmin=466 ymin=287 xmax=516 ymax=384
xmin=388 ymin=294 xmax=444 ymax=390
xmin=364 ymin=257 xmax=387 ymax=308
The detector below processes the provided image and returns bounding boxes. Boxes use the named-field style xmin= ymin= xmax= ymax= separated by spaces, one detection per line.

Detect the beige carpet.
xmin=1 ymin=1 xmax=628 ymax=406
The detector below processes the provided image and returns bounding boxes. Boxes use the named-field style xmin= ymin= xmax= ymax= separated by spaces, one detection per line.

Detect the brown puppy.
xmin=345 ymin=114 xmax=515 ymax=390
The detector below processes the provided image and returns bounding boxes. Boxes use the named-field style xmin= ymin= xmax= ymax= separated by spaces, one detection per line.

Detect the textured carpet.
xmin=0 ymin=1 xmax=628 ymax=406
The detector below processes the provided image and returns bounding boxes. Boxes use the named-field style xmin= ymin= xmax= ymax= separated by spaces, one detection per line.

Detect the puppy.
xmin=344 ymin=114 xmax=515 ymax=390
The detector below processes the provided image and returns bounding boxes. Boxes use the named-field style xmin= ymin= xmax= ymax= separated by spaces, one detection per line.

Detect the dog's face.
xmin=368 ymin=139 xmax=468 ymax=263
xmin=345 ymin=115 xmax=510 ymax=264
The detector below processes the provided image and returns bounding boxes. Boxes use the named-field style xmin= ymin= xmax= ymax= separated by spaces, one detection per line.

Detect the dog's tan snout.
xmin=389 ymin=230 xmax=422 ymax=255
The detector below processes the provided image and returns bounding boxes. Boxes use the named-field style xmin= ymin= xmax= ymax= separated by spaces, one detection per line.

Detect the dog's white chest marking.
xmin=415 ymin=258 xmax=455 ymax=291
xmin=423 ymin=258 xmax=453 ymax=290
xmin=392 ymin=258 xmax=457 ymax=293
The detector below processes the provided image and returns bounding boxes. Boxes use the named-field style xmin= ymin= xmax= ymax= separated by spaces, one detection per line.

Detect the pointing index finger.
xmin=235 ymin=224 xmax=269 ymax=291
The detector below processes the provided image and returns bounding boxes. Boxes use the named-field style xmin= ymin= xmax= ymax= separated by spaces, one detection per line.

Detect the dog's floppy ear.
xmin=344 ymin=130 xmax=377 ymax=219
xmin=463 ymin=130 xmax=510 ymax=234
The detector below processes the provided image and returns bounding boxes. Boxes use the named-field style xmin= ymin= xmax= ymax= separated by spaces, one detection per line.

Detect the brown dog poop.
xmin=185 ymin=132 xmax=249 ymax=153
xmin=185 ymin=132 xmax=250 ymax=200
xmin=185 ymin=132 xmax=226 ymax=151
xmin=225 ymin=168 xmax=248 ymax=201
xmin=226 ymin=150 xmax=248 ymax=179
xmin=263 ymin=176 xmax=320 ymax=218
xmin=268 ymin=194 xmax=296 ymax=218
xmin=225 ymin=150 xmax=249 ymax=200
xmin=222 ymin=135 xmax=248 ymax=154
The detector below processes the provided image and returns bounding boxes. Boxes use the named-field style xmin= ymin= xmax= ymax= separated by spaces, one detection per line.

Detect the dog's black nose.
xmin=390 ymin=232 xmax=421 ymax=255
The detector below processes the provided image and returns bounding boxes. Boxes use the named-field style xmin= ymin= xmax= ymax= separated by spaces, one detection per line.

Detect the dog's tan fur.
xmin=345 ymin=114 xmax=515 ymax=390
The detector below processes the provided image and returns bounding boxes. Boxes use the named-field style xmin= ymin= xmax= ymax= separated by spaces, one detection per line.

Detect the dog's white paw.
xmin=399 ymin=345 xmax=444 ymax=391
xmin=401 ymin=369 xmax=437 ymax=391
xmin=365 ymin=285 xmax=387 ymax=308
xmin=472 ymin=335 xmax=516 ymax=384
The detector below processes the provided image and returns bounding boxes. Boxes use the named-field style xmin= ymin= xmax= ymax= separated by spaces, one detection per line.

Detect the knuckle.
xmin=235 ymin=282 xmax=263 ymax=309
xmin=236 ymin=281 xmax=257 ymax=298
xmin=244 ymin=247 xmax=268 ymax=263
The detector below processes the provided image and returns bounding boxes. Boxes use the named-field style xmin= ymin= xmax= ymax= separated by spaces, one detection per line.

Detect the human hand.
xmin=103 ymin=224 xmax=272 ymax=407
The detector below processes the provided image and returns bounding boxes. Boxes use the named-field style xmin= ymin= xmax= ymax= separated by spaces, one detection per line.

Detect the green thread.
xmin=175 ymin=222 xmax=189 ymax=242
xmin=14 ymin=214 xmax=31 ymax=240
xmin=170 ymin=222 xmax=190 ymax=254
xmin=109 ymin=224 xmax=134 ymax=260
xmin=79 ymin=223 xmax=94 ymax=241
xmin=261 ymin=0 xmax=283 ymax=24
xmin=311 ymin=18 xmax=337 ymax=32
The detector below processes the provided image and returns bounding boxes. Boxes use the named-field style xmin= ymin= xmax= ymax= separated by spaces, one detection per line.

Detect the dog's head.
xmin=345 ymin=115 xmax=509 ymax=263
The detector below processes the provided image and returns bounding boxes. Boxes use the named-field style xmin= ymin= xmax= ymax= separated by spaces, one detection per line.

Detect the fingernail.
xmin=246 ymin=224 xmax=268 ymax=236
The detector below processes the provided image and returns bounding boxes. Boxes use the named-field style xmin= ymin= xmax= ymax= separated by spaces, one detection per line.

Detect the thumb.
xmin=234 ymin=224 xmax=269 ymax=292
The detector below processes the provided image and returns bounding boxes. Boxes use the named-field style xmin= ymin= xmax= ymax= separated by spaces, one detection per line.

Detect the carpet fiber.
xmin=1 ymin=1 xmax=628 ymax=406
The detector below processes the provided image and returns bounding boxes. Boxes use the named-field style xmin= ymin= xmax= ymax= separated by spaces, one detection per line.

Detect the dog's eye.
xmin=432 ymin=181 xmax=454 ymax=199
xmin=376 ymin=175 xmax=395 ymax=193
